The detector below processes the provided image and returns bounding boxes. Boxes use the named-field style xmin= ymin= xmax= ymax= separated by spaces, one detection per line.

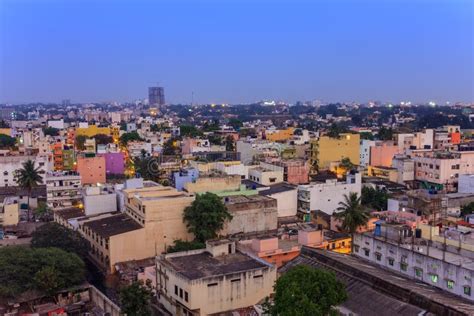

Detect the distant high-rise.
xmin=148 ymin=86 xmax=165 ymax=106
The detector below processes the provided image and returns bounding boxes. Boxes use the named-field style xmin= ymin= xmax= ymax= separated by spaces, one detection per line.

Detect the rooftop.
xmin=82 ymin=213 xmax=142 ymax=238
xmin=55 ymin=207 xmax=85 ymax=220
xmin=259 ymin=183 xmax=296 ymax=196
xmin=163 ymin=251 xmax=268 ymax=280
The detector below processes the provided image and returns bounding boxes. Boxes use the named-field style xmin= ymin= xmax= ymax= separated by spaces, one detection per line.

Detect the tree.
xmin=75 ymin=135 xmax=87 ymax=150
xmin=180 ymin=125 xmax=203 ymax=137
xmin=119 ymin=280 xmax=153 ymax=316
xmin=93 ymin=133 xmax=113 ymax=145
xmin=0 ymin=247 xmax=85 ymax=299
xmin=377 ymin=126 xmax=393 ymax=141
xmin=43 ymin=127 xmax=60 ymax=137
xmin=120 ymin=131 xmax=143 ymax=146
xmin=225 ymin=135 xmax=235 ymax=151
xmin=228 ymin=118 xmax=243 ymax=130
xmin=333 ymin=193 xmax=370 ymax=253
xmin=34 ymin=201 xmax=53 ymax=222
xmin=359 ymin=132 xmax=374 ymax=140
xmin=361 ymin=187 xmax=388 ymax=211
xmin=0 ymin=134 xmax=16 ymax=149
xmin=461 ymin=202 xmax=474 ymax=217
xmin=183 ymin=192 xmax=233 ymax=242
xmin=339 ymin=157 xmax=354 ymax=171
xmin=208 ymin=134 xmax=223 ymax=146
xmin=16 ymin=159 xmax=42 ymax=221
xmin=167 ymin=239 xmax=205 ymax=253
xmin=266 ymin=265 xmax=347 ymax=316
xmin=31 ymin=222 xmax=90 ymax=258
xmin=162 ymin=137 xmax=179 ymax=156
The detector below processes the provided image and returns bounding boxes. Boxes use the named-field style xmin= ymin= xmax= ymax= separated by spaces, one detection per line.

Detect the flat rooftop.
xmin=259 ymin=183 xmax=296 ymax=196
xmin=164 ymin=251 xmax=268 ymax=280
xmin=55 ymin=207 xmax=85 ymax=220
xmin=82 ymin=213 xmax=142 ymax=238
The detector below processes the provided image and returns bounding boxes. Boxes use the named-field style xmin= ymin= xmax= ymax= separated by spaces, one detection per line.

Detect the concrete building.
xmin=298 ymin=172 xmax=361 ymax=215
xmin=309 ymin=133 xmax=360 ymax=170
xmin=173 ymin=168 xmax=199 ymax=191
xmin=149 ymin=86 xmax=165 ymax=106
xmin=77 ymin=185 xmax=194 ymax=272
xmin=222 ymin=195 xmax=278 ymax=235
xmin=156 ymin=240 xmax=276 ymax=316
xmin=369 ymin=141 xmax=400 ymax=168
xmin=100 ymin=152 xmax=125 ymax=176
xmin=259 ymin=183 xmax=298 ymax=218
xmin=45 ymin=171 xmax=82 ymax=210
xmin=268 ymin=159 xmax=309 ymax=185
xmin=458 ymin=174 xmax=474 ymax=194
xmin=359 ymin=139 xmax=376 ymax=168
xmin=392 ymin=155 xmax=415 ymax=185
xmin=83 ymin=186 xmax=117 ymax=215
xmin=0 ymin=196 xmax=20 ymax=226
xmin=76 ymin=155 xmax=106 ymax=185
xmin=353 ymin=221 xmax=474 ymax=303
xmin=0 ymin=153 xmax=49 ymax=187
xmin=184 ymin=174 xmax=241 ymax=194
xmin=248 ymin=163 xmax=284 ymax=186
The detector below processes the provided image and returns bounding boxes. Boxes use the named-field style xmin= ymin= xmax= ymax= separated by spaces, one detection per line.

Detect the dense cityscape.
xmin=1 ymin=0 xmax=473 ymax=315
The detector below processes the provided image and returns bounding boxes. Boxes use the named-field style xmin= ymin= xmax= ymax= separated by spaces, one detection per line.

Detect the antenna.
xmin=191 ymin=91 xmax=194 ymax=106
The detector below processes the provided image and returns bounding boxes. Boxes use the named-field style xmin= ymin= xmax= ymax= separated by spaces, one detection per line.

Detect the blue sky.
xmin=0 ymin=0 xmax=472 ymax=104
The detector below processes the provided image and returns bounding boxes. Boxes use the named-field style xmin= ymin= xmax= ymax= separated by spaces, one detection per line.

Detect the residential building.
xmin=75 ymin=125 xmax=112 ymax=138
xmin=359 ymin=139 xmax=376 ymax=167
xmin=83 ymin=186 xmax=117 ymax=215
xmin=259 ymin=183 xmax=298 ymax=218
xmin=369 ymin=141 xmax=399 ymax=167
xmin=298 ymin=171 xmax=361 ymax=215
xmin=248 ymin=163 xmax=284 ymax=186
xmin=45 ymin=171 xmax=82 ymax=210
xmin=265 ymin=127 xmax=294 ymax=142
xmin=156 ymin=240 xmax=277 ymax=316
xmin=392 ymin=155 xmax=415 ymax=185
xmin=76 ymin=155 xmax=106 ymax=185
xmin=149 ymin=86 xmax=165 ymax=106
xmin=0 ymin=196 xmax=20 ymax=226
xmin=100 ymin=152 xmax=125 ymax=175
xmin=353 ymin=221 xmax=474 ymax=303
xmin=367 ymin=165 xmax=398 ymax=182
xmin=173 ymin=168 xmax=199 ymax=191
xmin=77 ymin=185 xmax=194 ymax=272
xmin=222 ymin=195 xmax=278 ymax=235
xmin=309 ymin=133 xmax=360 ymax=170
xmin=184 ymin=174 xmax=241 ymax=193
xmin=269 ymin=159 xmax=309 ymax=185
xmin=0 ymin=153 xmax=49 ymax=187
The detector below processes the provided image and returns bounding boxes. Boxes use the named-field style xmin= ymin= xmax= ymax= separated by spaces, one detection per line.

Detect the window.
xmin=207 ymin=282 xmax=218 ymax=287
xmin=354 ymin=245 xmax=360 ymax=252
xmin=388 ymin=258 xmax=394 ymax=266
xmin=430 ymin=274 xmax=438 ymax=283
xmin=269 ymin=177 xmax=276 ymax=183
xmin=175 ymin=285 xmax=178 ymax=295
xmin=364 ymin=249 xmax=370 ymax=257
xmin=400 ymin=263 xmax=408 ymax=271
xmin=375 ymin=252 xmax=381 ymax=261
xmin=231 ymin=278 xmax=241 ymax=283
xmin=180 ymin=288 xmax=183 ymax=298
xmin=464 ymin=286 xmax=471 ymax=296
xmin=184 ymin=291 xmax=189 ymax=302
xmin=415 ymin=268 xmax=423 ymax=277
xmin=447 ymin=280 xmax=455 ymax=289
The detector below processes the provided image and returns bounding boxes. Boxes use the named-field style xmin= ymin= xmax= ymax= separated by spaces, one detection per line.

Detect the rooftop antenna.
xmin=191 ymin=91 xmax=194 ymax=106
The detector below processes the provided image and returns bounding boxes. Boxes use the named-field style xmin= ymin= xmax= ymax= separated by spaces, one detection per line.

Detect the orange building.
xmin=239 ymin=237 xmax=300 ymax=268
xmin=451 ymin=132 xmax=461 ymax=145
xmin=76 ymin=155 xmax=106 ymax=185
xmin=370 ymin=142 xmax=400 ymax=167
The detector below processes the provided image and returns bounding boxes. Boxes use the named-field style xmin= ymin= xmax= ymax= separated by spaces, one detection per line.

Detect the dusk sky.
xmin=0 ymin=0 xmax=472 ymax=104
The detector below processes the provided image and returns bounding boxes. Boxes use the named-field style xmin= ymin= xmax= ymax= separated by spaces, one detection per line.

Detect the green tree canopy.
xmin=93 ymin=133 xmax=113 ymax=145
xmin=43 ymin=127 xmax=60 ymax=137
xmin=0 ymin=134 xmax=16 ymax=149
xmin=228 ymin=118 xmax=243 ymax=130
xmin=120 ymin=131 xmax=143 ymax=146
xmin=266 ymin=265 xmax=347 ymax=316
xmin=461 ymin=202 xmax=474 ymax=217
xmin=31 ymin=222 xmax=90 ymax=258
xmin=119 ymin=280 xmax=153 ymax=316
xmin=180 ymin=125 xmax=203 ymax=137
xmin=183 ymin=192 xmax=233 ymax=242
xmin=333 ymin=192 xmax=370 ymax=253
xmin=361 ymin=187 xmax=388 ymax=211
xmin=75 ymin=134 xmax=87 ymax=150
xmin=167 ymin=239 xmax=205 ymax=253
xmin=225 ymin=135 xmax=235 ymax=151
xmin=377 ymin=126 xmax=393 ymax=141
xmin=0 ymin=247 xmax=85 ymax=299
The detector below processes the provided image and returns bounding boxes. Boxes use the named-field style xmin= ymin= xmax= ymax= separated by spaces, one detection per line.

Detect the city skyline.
xmin=1 ymin=0 xmax=473 ymax=104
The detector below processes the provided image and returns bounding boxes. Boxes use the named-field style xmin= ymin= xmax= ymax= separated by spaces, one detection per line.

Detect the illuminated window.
xmin=430 ymin=274 xmax=438 ymax=283
xmin=447 ymin=280 xmax=455 ymax=289
xmin=464 ymin=286 xmax=471 ymax=296
xmin=415 ymin=268 xmax=422 ymax=277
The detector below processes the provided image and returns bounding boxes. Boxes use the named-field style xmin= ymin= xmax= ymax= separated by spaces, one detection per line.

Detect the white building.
xmin=259 ymin=183 xmax=298 ymax=218
xmin=298 ymin=172 xmax=361 ymax=215
xmin=83 ymin=186 xmax=117 ymax=215
xmin=248 ymin=164 xmax=284 ymax=186
xmin=45 ymin=171 xmax=82 ymax=210
xmin=360 ymin=139 xmax=376 ymax=168
xmin=353 ymin=222 xmax=474 ymax=303
xmin=47 ymin=119 xmax=64 ymax=129
xmin=391 ymin=155 xmax=415 ymax=185
xmin=0 ymin=152 xmax=50 ymax=187
xmin=458 ymin=174 xmax=474 ymax=194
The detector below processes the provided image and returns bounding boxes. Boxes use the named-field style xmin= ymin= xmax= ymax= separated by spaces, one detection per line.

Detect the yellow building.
xmin=75 ymin=125 xmax=112 ymax=138
xmin=0 ymin=128 xmax=11 ymax=137
xmin=266 ymin=128 xmax=294 ymax=142
xmin=310 ymin=133 xmax=360 ymax=170
xmin=0 ymin=197 xmax=20 ymax=226
xmin=77 ymin=185 xmax=194 ymax=272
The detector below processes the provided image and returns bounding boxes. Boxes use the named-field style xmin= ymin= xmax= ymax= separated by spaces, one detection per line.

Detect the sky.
xmin=0 ymin=0 xmax=473 ymax=104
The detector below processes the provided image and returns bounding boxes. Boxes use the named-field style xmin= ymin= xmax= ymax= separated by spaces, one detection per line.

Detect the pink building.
xmin=77 ymin=155 xmax=106 ymax=185
xmin=370 ymin=142 xmax=400 ymax=167
xmin=100 ymin=152 xmax=125 ymax=175
xmin=276 ymin=159 xmax=309 ymax=185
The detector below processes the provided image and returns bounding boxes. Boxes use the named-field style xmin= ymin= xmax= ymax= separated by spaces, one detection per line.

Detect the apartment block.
xmin=309 ymin=133 xmax=360 ymax=170
xmin=76 ymin=155 xmax=106 ymax=185
xmin=45 ymin=171 xmax=82 ymax=210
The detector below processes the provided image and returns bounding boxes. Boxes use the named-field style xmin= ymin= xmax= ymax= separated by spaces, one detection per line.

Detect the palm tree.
xmin=16 ymin=160 xmax=42 ymax=221
xmin=333 ymin=192 xmax=369 ymax=253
